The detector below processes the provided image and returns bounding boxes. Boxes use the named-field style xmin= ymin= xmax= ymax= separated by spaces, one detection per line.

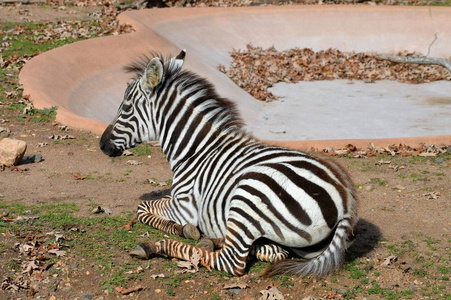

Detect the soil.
xmin=1 ymin=4 xmax=450 ymax=300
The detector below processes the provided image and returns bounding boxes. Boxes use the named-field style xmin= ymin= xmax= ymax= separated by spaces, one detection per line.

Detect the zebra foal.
xmin=100 ymin=50 xmax=359 ymax=277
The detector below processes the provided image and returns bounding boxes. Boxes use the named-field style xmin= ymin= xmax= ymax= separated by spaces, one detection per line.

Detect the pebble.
xmin=229 ymin=288 xmax=242 ymax=294
xmin=33 ymin=154 xmax=43 ymax=163
xmin=364 ymin=185 xmax=374 ymax=191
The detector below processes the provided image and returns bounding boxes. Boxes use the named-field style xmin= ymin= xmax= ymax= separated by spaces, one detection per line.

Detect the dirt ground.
xmin=1 ymin=3 xmax=450 ymax=300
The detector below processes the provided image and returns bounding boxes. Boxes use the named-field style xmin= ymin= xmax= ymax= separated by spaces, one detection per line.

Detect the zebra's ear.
xmin=141 ymin=57 xmax=164 ymax=90
xmin=171 ymin=49 xmax=186 ymax=72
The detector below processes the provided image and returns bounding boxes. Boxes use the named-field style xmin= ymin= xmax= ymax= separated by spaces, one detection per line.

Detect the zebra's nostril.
xmin=100 ymin=139 xmax=123 ymax=157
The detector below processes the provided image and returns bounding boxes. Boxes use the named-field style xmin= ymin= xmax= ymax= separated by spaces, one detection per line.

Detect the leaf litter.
xmin=219 ymin=44 xmax=451 ymax=102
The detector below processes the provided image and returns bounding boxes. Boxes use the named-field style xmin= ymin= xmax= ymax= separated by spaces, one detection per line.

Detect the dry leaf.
xmin=375 ymin=159 xmax=391 ymax=165
xmin=92 ymin=206 xmax=104 ymax=214
xmin=115 ymin=285 xmax=146 ymax=295
xmin=150 ymin=273 xmax=165 ymax=279
xmin=22 ymin=260 xmax=40 ymax=275
xmin=190 ymin=249 xmax=201 ymax=271
xmin=423 ymin=191 xmax=440 ymax=200
xmin=74 ymin=173 xmax=86 ymax=180
xmin=260 ymin=285 xmax=285 ymax=300
xmin=381 ymin=255 xmax=398 ymax=266
xmin=223 ymin=282 xmax=249 ymax=290
xmin=123 ymin=218 xmax=137 ymax=231
xmin=175 ymin=261 xmax=197 ymax=274
xmin=48 ymin=249 xmax=66 ymax=257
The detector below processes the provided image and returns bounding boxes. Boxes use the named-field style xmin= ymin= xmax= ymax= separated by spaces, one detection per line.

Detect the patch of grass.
xmin=248 ymin=261 xmax=269 ymax=274
xmin=367 ymin=281 xmax=397 ymax=299
xmin=210 ymin=292 xmax=221 ymax=300
xmin=275 ymin=274 xmax=294 ymax=288
xmin=344 ymin=260 xmax=367 ymax=279
xmin=425 ymin=237 xmax=440 ymax=251
xmin=386 ymin=240 xmax=415 ymax=256
xmin=27 ymin=106 xmax=58 ymax=123
xmin=131 ymin=143 xmax=152 ymax=157
xmin=409 ymin=172 xmax=429 ymax=182
xmin=371 ymin=177 xmax=388 ymax=186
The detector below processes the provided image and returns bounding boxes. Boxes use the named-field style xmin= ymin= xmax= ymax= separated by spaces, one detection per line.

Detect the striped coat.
xmin=100 ymin=50 xmax=358 ymax=276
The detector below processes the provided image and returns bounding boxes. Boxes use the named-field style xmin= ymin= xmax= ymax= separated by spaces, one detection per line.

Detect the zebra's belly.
xmin=197 ymin=209 xmax=228 ymax=239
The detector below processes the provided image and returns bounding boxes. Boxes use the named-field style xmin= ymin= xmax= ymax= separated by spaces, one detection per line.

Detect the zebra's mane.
xmin=125 ymin=54 xmax=245 ymax=133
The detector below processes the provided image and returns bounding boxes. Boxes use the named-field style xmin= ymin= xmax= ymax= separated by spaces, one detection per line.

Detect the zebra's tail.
xmin=263 ymin=217 xmax=356 ymax=277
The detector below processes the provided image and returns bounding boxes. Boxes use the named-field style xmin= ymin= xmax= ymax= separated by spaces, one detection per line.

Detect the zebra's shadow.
xmin=346 ymin=218 xmax=383 ymax=261
xmin=139 ymin=189 xmax=172 ymax=201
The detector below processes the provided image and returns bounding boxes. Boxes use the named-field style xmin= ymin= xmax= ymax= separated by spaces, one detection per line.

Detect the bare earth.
xmin=1 ymin=4 xmax=450 ymax=300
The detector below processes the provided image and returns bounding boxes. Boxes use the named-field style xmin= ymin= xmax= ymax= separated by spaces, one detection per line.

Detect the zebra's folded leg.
xmin=129 ymin=241 xmax=159 ymax=259
xmin=137 ymin=200 xmax=200 ymax=240
xmin=129 ymin=238 xmax=251 ymax=276
xmin=129 ymin=239 xmax=211 ymax=263
xmin=251 ymin=244 xmax=290 ymax=263
xmin=195 ymin=239 xmax=215 ymax=252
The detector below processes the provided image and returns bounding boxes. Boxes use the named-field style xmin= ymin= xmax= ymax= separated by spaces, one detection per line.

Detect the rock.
xmin=32 ymin=154 xmax=43 ymax=163
xmin=364 ymin=184 xmax=374 ymax=192
xmin=0 ymin=138 xmax=27 ymax=166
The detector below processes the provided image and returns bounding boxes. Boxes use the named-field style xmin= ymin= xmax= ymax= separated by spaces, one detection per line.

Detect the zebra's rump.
xmin=185 ymin=140 xmax=357 ymax=249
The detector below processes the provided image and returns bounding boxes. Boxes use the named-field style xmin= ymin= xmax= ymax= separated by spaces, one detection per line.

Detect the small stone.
xmin=229 ymin=288 xmax=242 ymax=295
xmin=32 ymin=154 xmax=43 ymax=163
xmin=435 ymin=158 xmax=444 ymax=163
xmin=364 ymin=185 xmax=374 ymax=191
xmin=0 ymin=138 xmax=27 ymax=166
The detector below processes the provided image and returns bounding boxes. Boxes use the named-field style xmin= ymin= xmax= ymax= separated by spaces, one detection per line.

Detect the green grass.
xmin=130 ymin=143 xmax=152 ymax=157
xmin=371 ymin=177 xmax=388 ymax=186
xmin=0 ymin=202 xmax=156 ymax=291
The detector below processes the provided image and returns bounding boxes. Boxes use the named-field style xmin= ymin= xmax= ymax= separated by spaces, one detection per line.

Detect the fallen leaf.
xmin=75 ymin=173 xmax=86 ymax=180
xmin=123 ymin=218 xmax=136 ymax=231
xmin=150 ymin=273 xmax=165 ymax=279
xmin=375 ymin=159 xmax=391 ymax=165
xmin=260 ymin=285 xmax=285 ymax=300
xmin=92 ymin=206 xmax=104 ymax=214
xmin=381 ymin=255 xmax=398 ymax=266
xmin=190 ymin=249 xmax=201 ymax=271
xmin=423 ymin=191 xmax=440 ymax=200
xmin=22 ymin=260 xmax=40 ymax=275
xmin=115 ymin=285 xmax=146 ymax=295
xmin=122 ymin=150 xmax=134 ymax=156
xmin=48 ymin=249 xmax=66 ymax=257
xmin=127 ymin=160 xmax=141 ymax=165
xmin=175 ymin=261 xmax=197 ymax=274
xmin=223 ymin=282 xmax=249 ymax=290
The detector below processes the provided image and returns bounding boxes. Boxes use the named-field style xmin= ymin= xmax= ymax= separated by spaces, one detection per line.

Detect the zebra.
xmin=100 ymin=50 xmax=359 ymax=277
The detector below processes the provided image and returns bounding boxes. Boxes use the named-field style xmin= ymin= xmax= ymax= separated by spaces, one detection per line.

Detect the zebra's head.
xmin=100 ymin=50 xmax=186 ymax=157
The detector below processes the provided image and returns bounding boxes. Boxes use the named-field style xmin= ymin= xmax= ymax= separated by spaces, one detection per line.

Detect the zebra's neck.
xmin=154 ymin=74 xmax=243 ymax=170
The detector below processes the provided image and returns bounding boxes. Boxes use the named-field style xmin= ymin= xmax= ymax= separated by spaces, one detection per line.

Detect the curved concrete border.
xmin=19 ymin=6 xmax=451 ymax=149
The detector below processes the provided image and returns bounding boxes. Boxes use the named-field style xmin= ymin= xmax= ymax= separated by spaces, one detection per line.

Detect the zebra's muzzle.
xmin=101 ymin=142 xmax=123 ymax=157
xmin=100 ymin=124 xmax=124 ymax=157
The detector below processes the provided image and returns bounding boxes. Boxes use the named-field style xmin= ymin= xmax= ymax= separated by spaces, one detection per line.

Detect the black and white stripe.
xmin=100 ymin=50 xmax=358 ymax=276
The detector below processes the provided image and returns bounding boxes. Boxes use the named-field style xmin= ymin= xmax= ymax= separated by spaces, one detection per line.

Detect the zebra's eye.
xmin=122 ymin=103 xmax=132 ymax=112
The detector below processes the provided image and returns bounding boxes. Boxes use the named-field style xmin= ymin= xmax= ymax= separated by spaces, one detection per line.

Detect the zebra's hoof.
xmin=196 ymin=239 xmax=214 ymax=252
xmin=129 ymin=243 xmax=153 ymax=259
xmin=182 ymin=224 xmax=200 ymax=240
